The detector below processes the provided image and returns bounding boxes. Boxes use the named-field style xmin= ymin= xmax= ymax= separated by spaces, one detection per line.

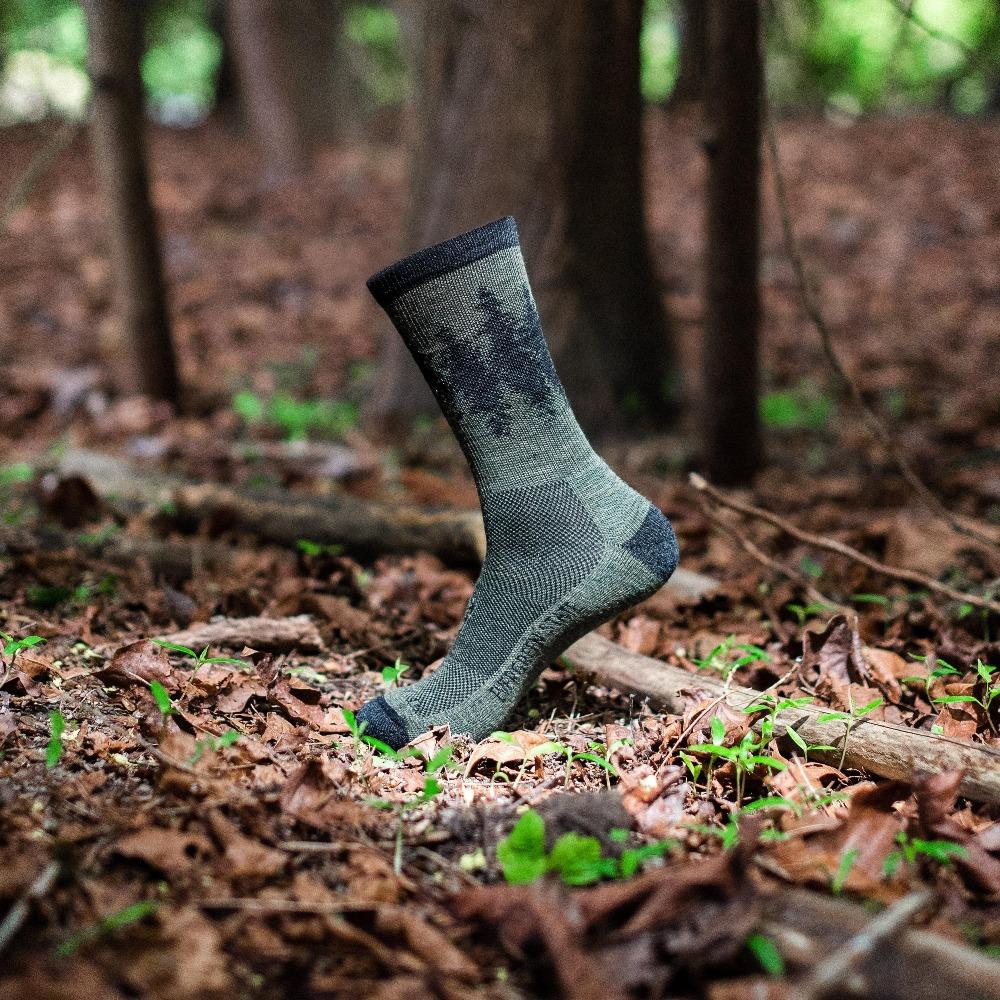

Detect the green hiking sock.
xmin=357 ymin=217 xmax=678 ymax=748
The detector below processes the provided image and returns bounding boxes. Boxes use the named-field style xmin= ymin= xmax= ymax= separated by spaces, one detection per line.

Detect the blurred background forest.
xmin=4 ymin=4 xmax=1000 ymax=1000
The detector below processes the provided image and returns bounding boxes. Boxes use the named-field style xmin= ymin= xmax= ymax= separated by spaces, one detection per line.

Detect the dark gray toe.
xmin=356 ymin=696 xmax=409 ymax=750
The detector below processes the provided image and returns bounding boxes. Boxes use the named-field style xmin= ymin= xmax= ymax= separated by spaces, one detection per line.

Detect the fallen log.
xmin=52 ymin=448 xmax=486 ymax=566
xmin=157 ymin=614 xmax=324 ymax=653
xmin=564 ymin=632 xmax=1000 ymax=807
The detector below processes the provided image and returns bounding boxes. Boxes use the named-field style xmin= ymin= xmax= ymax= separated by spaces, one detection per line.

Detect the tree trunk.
xmin=672 ymin=0 xmax=708 ymax=104
xmin=368 ymin=0 xmax=674 ymax=436
xmin=226 ymin=0 xmax=349 ymax=176
xmin=701 ymin=0 xmax=763 ymax=485
xmin=83 ymin=0 xmax=180 ymax=404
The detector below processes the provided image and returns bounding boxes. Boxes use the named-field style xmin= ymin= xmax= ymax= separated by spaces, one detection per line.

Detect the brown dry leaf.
xmin=375 ymin=906 xmax=478 ymax=981
xmin=115 ymin=826 xmax=215 ymax=876
xmin=766 ymin=758 xmax=845 ymax=805
xmin=206 ymin=811 xmax=286 ymax=880
xmin=99 ymin=639 xmax=175 ymax=689
xmin=465 ymin=729 xmax=555 ymax=775
xmin=805 ymin=615 xmax=897 ymax=707
xmin=279 ymin=757 xmax=360 ymax=832
xmin=769 ymin=781 xmax=908 ymax=900
xmin=914 ymin=771 xmax=1000 ymax=895
xmin=618 ymin=615 xmax=662 ymax=656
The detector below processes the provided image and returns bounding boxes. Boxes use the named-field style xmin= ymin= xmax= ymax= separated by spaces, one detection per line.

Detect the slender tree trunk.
xmin=83 ymin=0 xmax=180 ymax=404
xmin=702 ymin=0 xmax=763 ymax=485
xmin=672 ymin=0 xmax=708 ymax=104
xmin=369 ymin=0 xmax=674 ymax=436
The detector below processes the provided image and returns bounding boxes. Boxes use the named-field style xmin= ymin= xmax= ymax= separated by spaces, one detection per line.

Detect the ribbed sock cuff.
xmin=366 ymin=216 xmax=520 ymax=308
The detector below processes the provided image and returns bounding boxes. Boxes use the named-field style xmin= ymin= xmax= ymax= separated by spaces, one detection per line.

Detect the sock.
xmin=357 ymin=217 xmax=678 ymax=749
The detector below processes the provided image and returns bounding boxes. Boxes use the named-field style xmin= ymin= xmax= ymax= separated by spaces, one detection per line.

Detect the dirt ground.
xmin=1 ymin=111 xmax=999 ymax=999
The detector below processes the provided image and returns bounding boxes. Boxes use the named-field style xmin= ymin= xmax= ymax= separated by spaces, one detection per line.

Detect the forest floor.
xmin=0 ymin=110 xmax=999 ymax=999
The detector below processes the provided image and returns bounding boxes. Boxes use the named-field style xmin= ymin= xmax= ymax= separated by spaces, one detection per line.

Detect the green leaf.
xmin=710 ymin=715 xmax=726 ymax=744
xmin=546 ymin=832 xmax=608 ymax=886
xmin=832 ymin=847 xmax=859 ymax=894
xmin=746 ymin=933 xmax=785 ymax=977
xmin=856 ymin=698 xmax=884 ymax=716
xmin=425 ymin=744 xmax=454 ymax=774
xmin=46 ymin=711 xmax=65 ymax=768
xmin=149 ymin=680 xmax=173 ymax=716
xmin=932 ymin=695 xmax=980 ymax=705
xmin=56 ymin=900 xmax=159 ymax=958
xmin=152 ymin=639 xmax=198 ymax=660
xmin=496 ymin=810 xmax=547 ymax=885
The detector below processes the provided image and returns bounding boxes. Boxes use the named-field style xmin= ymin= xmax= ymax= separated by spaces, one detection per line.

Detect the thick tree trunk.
xmin=83 ymin=0 xmax=180 ymax=404
xmin=672 ymin=0 xmax=708 ymax=104
xmin=226 ymin=0 xmax=348 ymax=175
xmin=701 ymin=0 xmax=763 ymax=485
xmin=369 ymin=0 xmax=674 ymax=436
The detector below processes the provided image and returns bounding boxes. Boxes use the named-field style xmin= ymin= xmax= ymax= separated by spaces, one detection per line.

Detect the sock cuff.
xmin=366 ymin=216 xmax=520 ymax=307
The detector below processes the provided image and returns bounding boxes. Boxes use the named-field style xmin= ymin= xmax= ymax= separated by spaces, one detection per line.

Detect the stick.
xmin=53 ymin=448 xmax=486 ymax=566
xmin=792 ymin=887 xmax=935 ymax=1000
xmin=764 ymin=114 xmax=1000 ymax=561
xmin=157 ymin=614 xmax=324 ymax=653
xmin=0 ymin=861 xmax=60 ymax=955
xmin=563 ymin=632 xmax=1000 ymax=806
xmin=690 ymin=472 xmax=1000 ymax=616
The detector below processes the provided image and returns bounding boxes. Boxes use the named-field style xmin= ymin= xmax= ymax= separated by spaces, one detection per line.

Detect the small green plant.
xmin=760 ymin=381 xmax=834 ymax=432
xmin=232 ymin=390 xmax=357 ymax=442
xmin=55 ymin=900 xmax=159 ymax=958
xmin=691 ymin=636 xmax=770 ymax=679
xmin=817 ymin=692 xmax=883 ymax=770
xmin=149 ymin=680 xmax=173 ymax=718
xmin=496 ymin=810 xmax=674 ymax=886
xmin=883 ymin=831 xmax=967 ymax=878
xmin=46 ymin=710 xmax=66 ymax=768
xmin=688 ymin=714 xmax=787 ymax=807
xmin=831 ymin=846 xmax=859 ymax=894
xmin=296 ymin=538 xmax=345 ymax=558
xmin=152 ymin=640 xmax=247 ymax=669
xmin=1 ymin=631 xmax=46 ymax=658
xmin=787 ymin=601 xmax=833 ymax=625
xmin=489 ymin=732 xmax=625 ymax=788
xmin=381 ymin=657 xmax=410 ymax=687
xmin=343 ymin=708 xmax=410 ymax=762
xmin=901 ymin=654 xmax=962 ymax=692
xmin=368 ymin=745 xmax=454 ymax=873
xmin=189 ymin=729 xmax=241 ymax=765
xmin=929 ymin=659 xmax=1000 ymax=734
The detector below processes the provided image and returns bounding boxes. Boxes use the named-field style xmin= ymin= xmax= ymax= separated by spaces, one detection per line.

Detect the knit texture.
xmin=357 ymin=217 xmax=678 ymax=748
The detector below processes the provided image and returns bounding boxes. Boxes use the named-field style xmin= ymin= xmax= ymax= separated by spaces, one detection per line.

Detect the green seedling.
xmin=760 ymin=382 xmax=834 ymax=432
xmin=691 ymin=636 xmax=770 ymax=679
xmin=678 ymin=750 xmax=702 ymax=784
xmin=0 ymin=630 xmax=45 ymax=688
xmin=368 ymin=745 xmax=453 ymax=874
xmin=496 ymin=809 xmax=674 ymax=886
xmin=817 ymin=692 xmax=883 ymax=771
xmin=343 ymin=708 xmax=411 ymax=762
xmin=381 ymin=657 xmax=410 ymax=687
xmin=930 ymin=659 xmax=1000 ymax=734
xmin=149 ymin=681 xmax=173 ymax=718
xmin=55 ymin=900 xmax=159 ymax=958
xmin=883 ymin=831 xmax=967 ymax=878
xmin=232 ymin=390 xmax=357 ymax=442
xmin=901 ymin=654 xmax=962 ymax=692
xmin=787 ymin=601 xmax=833 ymax=625
xmin=489 ymin=732 xmax=623 ymax=788
xmin=152 ymin=640 xmax=247 ymax=669
xmin=831 ymin=846 xmax=859 ymax=894
xmin=746 ymin=932 xmax=785 ymax=977
xmin=296 ymin=538 xmax=345 ymax=558
xmin=189 ymin=729 xmax=241 ymax=765
xmin=688 ymin=714 xmax=787 ymax=806
xmin=46 ymin=710 xmax=65 ymax=768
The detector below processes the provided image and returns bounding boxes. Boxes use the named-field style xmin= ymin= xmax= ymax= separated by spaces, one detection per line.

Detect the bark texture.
xmin=702 ymin=0 xmax=763 ymax=484
xmin=370 ymin=0 xmax=674 ymax=435
xmin=83 ymin=0 xmax=180 ymax=404
xmin=672 ymin=0 xmax=708 ymax=103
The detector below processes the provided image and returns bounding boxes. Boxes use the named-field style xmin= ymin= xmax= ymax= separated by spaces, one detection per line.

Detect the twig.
xmin=884 ymin=0 xmax=981 ymax=65
xmin=764 ymin=113 xmax=1000 ymax=561
xmin=792 ymin=887 xmax=935 ymax=1000
xmin=200 ymin=896 xmax=378 ymax=915
xmin=1 ymin=121 xmax=77 ymax=232
xmin=690 ymin=472 xmax=1000 ymax=616
xmin=0 ymin=861 xmax=60 ymax=955
xmin=696 ymin=497 xmax=847 ymax=612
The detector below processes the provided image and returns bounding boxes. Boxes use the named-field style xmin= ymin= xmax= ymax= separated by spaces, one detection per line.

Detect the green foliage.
xmin=746 ymin=932 xmax=785 ymax=977
xmin=761 ymin=382 xmax=834 ymax=432
xmin=55 ymin=900 xmax=159 ymax=958
xmin=296 ymin=538 xmax=345 ymax=558
xmin=496 ymin=809 xmax=675 ymax=886
xmin=46 ymin=709 xmax=65 ymax=768
xmin=831 ymin=846 xmax=859 ymax=893
xmin=929 ymin=659 xmax=1000 ymax=734
xmin=1 ymin=630 xmax=45 ymax=658
xmin=151 ymin=640 xmax=247 ymax=669
xmin=344 ymin=3 xmax=407 ymax=106
xmin=381 ymin=657 xmax=410 ymax=686
xmin=787 ymin=601 xmax=832 ymax=625
xmin=691 ymin=636 xmax=770 ymax=678
xmin=883 ymin=831 xmax=967 ymax=878
xmin=149 ymin=680 xmax=173 ymax=717
xmin=232 ymin=390 xmax=357 ymax=442
xmin=818 ymin=693 xmax=884 ymax=769
xmin=189 ymin=728 xmax=240 ymax=764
